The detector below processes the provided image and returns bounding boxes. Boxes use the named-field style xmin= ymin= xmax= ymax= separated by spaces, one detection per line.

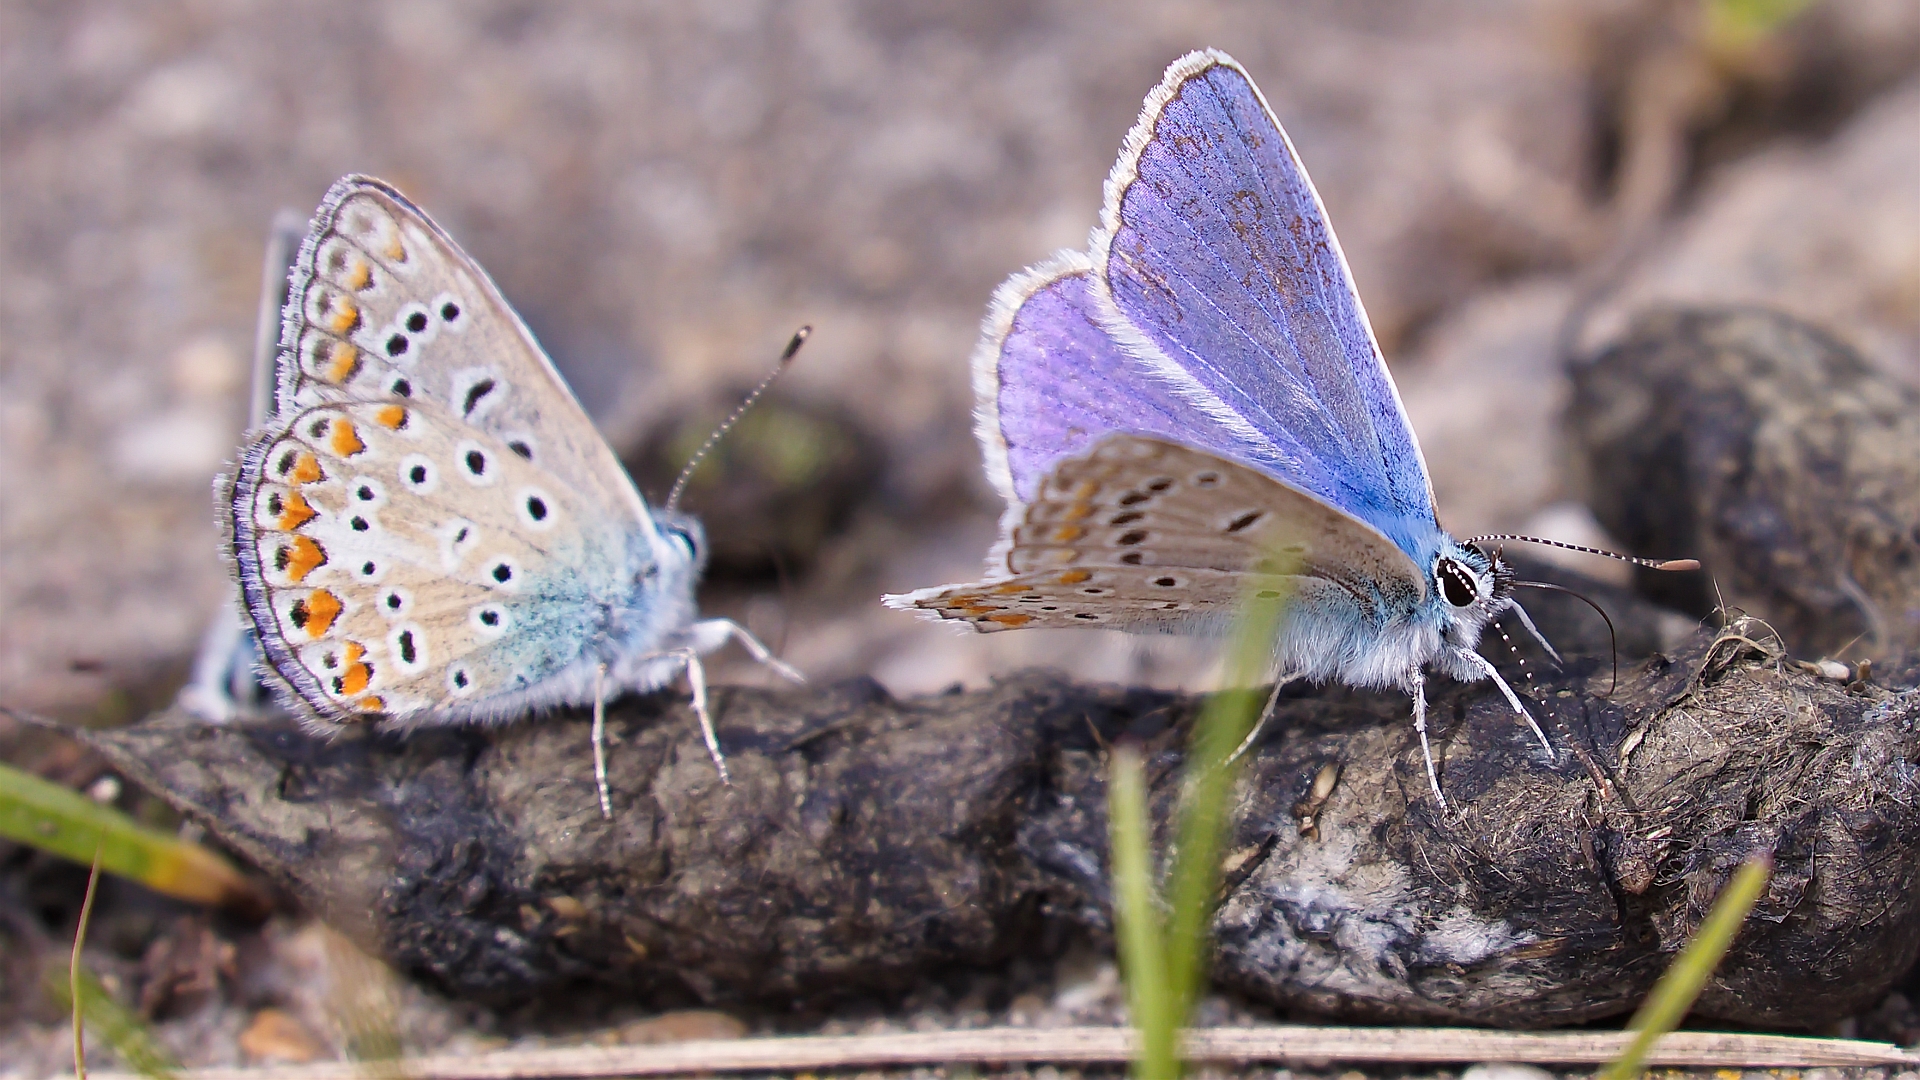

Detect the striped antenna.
xmin=1466 ymin=534 xmax=1700 ymax=572
xmin=664 ymin=326 xmax=811 ymax=513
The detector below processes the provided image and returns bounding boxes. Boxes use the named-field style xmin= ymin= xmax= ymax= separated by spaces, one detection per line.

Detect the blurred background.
xmin=3 ymin=0 xmax=1916 ymax=722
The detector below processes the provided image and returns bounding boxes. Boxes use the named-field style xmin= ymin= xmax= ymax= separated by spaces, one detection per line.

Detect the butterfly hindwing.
xmin=887 ymin=435 xmax=1425 ymax=631
xmin=975 ymin=252 xmax=1279 ymax=508
xmin=231 ymin=398 xmax=645 ymax=723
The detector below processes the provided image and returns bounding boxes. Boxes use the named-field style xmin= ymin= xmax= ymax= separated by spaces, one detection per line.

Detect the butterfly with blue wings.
xmin=885 ymin=50 xmax=1692 ymax=806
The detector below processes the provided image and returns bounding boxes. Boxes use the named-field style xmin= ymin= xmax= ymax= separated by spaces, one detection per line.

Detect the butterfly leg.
xmin=1226 ymin=671 xmax=1300 ymax=766
xmin=1456 ymin=648 xmax=1553 ymax=756
xmin=1410 ymin=674 xmax=1447 ymax=810
xmin=1507 ymin=600 xmax=1563 ymax=665
xmin=591 ymin=664 xmax=613 ymax=819
xmin=685 ymin=618 xmax=806 ymax=685
xmin=631 ymin=621 xmax=802 ymax=787
xmin=638 ymin=645 xmax=730 ymax=784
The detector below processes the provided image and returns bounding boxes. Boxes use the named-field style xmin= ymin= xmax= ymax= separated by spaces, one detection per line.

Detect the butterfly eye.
xmin=1436 ymin=558 xmax=1479 ymax=608
xmin=662 ymin=523 xmax=699 ymax=563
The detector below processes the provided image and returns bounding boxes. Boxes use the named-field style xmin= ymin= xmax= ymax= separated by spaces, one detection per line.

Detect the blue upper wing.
xmin=1078 ymin=50 xmax=1440 ymax=561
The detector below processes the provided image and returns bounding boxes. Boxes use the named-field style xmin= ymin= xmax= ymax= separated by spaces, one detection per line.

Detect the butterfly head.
xmin=1432 ymin=541 xmax=1515 ymax=647
xmin=652 ymin=510 xmax=708 ymax=574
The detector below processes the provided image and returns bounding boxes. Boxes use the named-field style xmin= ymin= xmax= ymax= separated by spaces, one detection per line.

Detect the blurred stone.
xmin=613 ymin=1009 xmax=747 ymax=1044
xmin=237 ymin=1007 xmax=325 ymax=1065
xmin=1584 ymin=76 xmax=1920 ymax=381
xmin=168 ymin=335 xmax=245 ymax=401
xmin=1569 ymin=307 xmax=1920 ymax=659
xmin=109 ymin=406 xmax=232 ymax=483
xmin=623 ymin=393 xmax=883 ymax=582
xmin=1397 ymin=278 xmax=1576 ymax=538
xmin=138 ymin=915 xmax=235 ymax=1020
xmin=1461 ymin=1064 xmax=1555 ymax=1080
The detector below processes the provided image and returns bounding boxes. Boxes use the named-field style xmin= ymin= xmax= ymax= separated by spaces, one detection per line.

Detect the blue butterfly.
xmin=886 ymin=50 xmax=1688 ymax=805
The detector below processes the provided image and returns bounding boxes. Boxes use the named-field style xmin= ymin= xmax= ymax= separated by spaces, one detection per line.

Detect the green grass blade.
xmin=1598 ymin=854 xmax=1773 ymax=1080
xmin=1109 ymin=745 xmax=1177 ymax=1080
xmin=1706 ymin=0 xmax=1814 ymax=50
xmin=1162 ymin=587 xmax=1287 ymax=1023
xmin=0 ymin=761 xmax=266 ymax=913
xmin=1110 ymin=554 xmax=1294 ymax=1076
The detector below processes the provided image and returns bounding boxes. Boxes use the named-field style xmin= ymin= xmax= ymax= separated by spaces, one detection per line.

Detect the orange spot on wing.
xmin=356 ymin=696 xmax=385 ymax=712
xmin=333 ymin=640 xmax=372 ymax=697
xmin=288 ymin=452 xmax=324 ymax=485
xmin=1056 ymin=569 xmax=1092 ymax=585
xmin=327 ymin=418 xmax=365 ymax=457
xmin=344 ymin=257 xmax=372 ymax=291
xmin=991 ymin=582 xmax=1028 ymax=594
xmin=1061 ymin=503 xmax=1093 ymax=521
xmin=321 ymin=342 xmax=361 ymax=383
xmin=298 ymin=589 xmax=342 ymax=637
xmin=284 ymin=535 xmax=327 ymax=582
xmin=327 ymin=296 xmax=359 ymax=335
xmin=275 ymin=491 xmax=316 ymax=531
xmin=1051 ymin=525 xmax=1085 ymax=543
xmin=385 ymin=234 xmax=407 ymax=262
xmin=940 ymin=594 xmax=995 ymax=616
xmin=372 ymin=404 xmax=407 ymax=429
xmin=986 ymin=613 xmax=1033 ymax=627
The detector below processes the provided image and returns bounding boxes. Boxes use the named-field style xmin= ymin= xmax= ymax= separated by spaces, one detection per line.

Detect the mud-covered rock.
xmin=66 ymin=608 xmax=1920 ymax=1027
xmin=1568 ymin=307 xmax=1920 ymax=658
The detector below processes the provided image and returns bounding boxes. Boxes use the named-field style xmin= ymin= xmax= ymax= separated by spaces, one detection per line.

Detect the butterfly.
xmin=883 ymin=50 xmax=1690 ymax=805
xmin=222 ymin=175 xmax=799 ymax=809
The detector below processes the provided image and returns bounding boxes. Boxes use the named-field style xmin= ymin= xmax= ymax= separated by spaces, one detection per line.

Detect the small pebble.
xmin=1461 ymin=1064 xmax=1556 ymax=1080
xmin=237 ymin=1007 xmax=325 ymax=1064
xmin=616 ymin=1009 xmax=748 ymax=1044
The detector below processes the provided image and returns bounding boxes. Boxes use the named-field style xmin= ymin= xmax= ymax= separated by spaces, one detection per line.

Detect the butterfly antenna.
xmin=664 ymin=326 xmax=811 ymax=513
xmin=1511 ymin=580 xmax=1621 ymax=696
xmin=1466 ymin=534 xmax=1699 ymax=573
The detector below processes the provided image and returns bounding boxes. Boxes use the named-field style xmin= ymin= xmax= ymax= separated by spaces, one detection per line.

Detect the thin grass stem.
xmin=1109 ymin=745 xmax=1177 ymax=1079
xmin=1599 ymin=854 xmax=1773 ymax=1080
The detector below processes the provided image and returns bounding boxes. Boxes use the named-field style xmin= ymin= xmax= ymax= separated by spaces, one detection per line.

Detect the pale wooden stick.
xmin=72 ymin=1024 xmax=1920 ymax=1079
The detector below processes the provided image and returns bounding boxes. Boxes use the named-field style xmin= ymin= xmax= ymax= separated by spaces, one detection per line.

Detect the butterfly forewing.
xmin=888 ymin=435 xmax=1425 ymax=631
xmin=230 ymin=176 xmax=681 ymax=729
xmin=1091 ymin=52 xmax=1439 ymax=559
xmin=279 ymin=177 xmax=646 ymax=518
